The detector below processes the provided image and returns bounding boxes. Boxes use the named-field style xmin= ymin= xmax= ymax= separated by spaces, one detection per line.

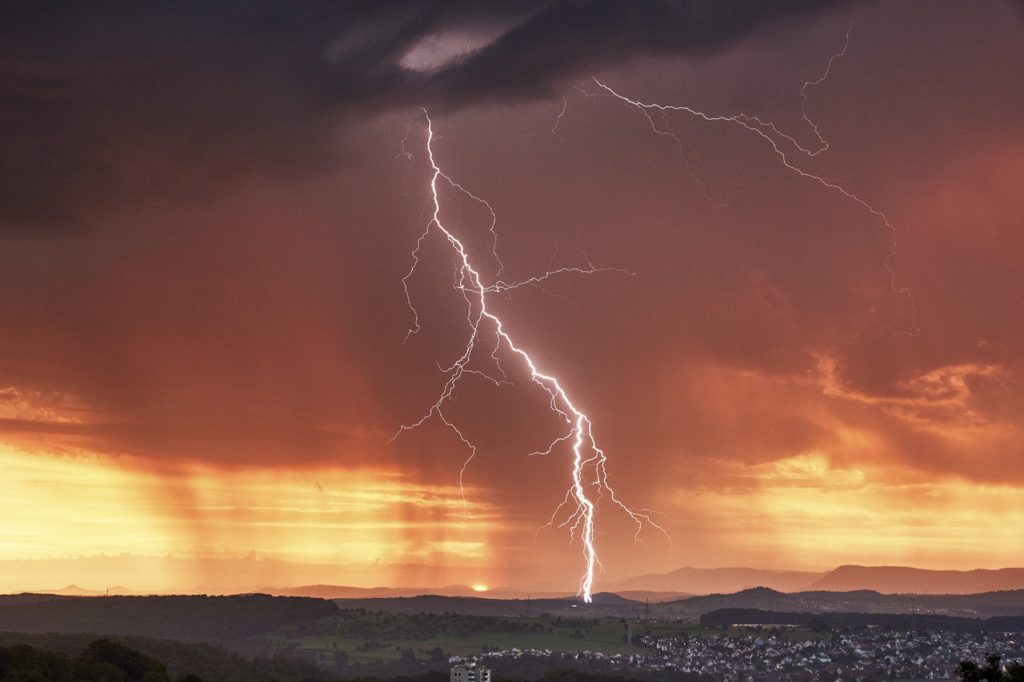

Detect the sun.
xmin=471 ymin=584 xmax=489 ymax=593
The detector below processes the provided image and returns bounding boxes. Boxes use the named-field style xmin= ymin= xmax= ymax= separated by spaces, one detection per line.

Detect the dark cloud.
xmin=432 ymin=0 xmax=856 ymax=102
xmin=0 ymin=0 xmax=853 ymax=231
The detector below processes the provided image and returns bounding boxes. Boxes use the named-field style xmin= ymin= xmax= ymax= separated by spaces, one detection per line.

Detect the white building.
xmin=450 ymin=664 xmax=492 ymax=682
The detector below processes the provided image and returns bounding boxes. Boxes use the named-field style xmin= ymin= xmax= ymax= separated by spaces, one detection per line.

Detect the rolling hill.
xmin=606 ymin=565 xmax=1024 ymax=596
xmin=809 ymin=565 xmax=1024 ymax=594
xmin=605 ymin=566 xmax=825 ymax=594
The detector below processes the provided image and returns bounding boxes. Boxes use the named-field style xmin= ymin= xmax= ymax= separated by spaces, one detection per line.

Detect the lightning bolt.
xmin=550 ymin=97 xmax=569 ymax=139
xmin=392 ymin=29 xmax=905 ymax=601
xmin=799 ymin=23 xmax=852 ymax=158
xmin=393 ymin=110 xmax=666 ymax=603
xmin=589 ymin=26 xmax=918 ymax=335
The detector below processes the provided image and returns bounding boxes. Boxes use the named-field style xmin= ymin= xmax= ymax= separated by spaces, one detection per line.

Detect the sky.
xmin=1 ymin=0 xmax=1023 ymax=594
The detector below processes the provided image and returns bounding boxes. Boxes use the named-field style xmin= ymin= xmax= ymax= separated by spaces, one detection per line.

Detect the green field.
xmin=270 ymin=613 xmax=819 ymax=664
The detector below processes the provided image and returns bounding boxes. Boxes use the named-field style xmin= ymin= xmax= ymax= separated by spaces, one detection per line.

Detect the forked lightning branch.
xmin=392 ymin=111 xmax=666 ymax=603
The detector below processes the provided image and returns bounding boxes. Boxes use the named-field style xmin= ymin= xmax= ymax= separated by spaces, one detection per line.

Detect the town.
xmin=450 ymin=628 xmax=1024 ymax=681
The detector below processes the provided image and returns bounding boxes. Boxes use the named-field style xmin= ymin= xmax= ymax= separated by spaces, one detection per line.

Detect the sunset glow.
xmin=0 ymin=443 xmax=500 ymax=593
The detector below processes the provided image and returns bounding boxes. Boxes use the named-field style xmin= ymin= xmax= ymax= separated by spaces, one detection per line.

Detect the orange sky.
xmin=1 ymin=1 xmax=1023 ymax=594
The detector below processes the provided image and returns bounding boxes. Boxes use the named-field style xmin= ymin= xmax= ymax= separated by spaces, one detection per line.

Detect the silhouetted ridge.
xmin=0 ymin=594 xmax=337 ymax=641
xmin=812 ymin=565 xmax=1024 ymax=594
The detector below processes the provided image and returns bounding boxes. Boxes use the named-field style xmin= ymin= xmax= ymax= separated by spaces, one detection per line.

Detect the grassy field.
xmin=271 ymin=614 xmax=819 ymax=663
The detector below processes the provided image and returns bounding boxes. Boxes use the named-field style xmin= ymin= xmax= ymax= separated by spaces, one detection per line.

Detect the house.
xmin=450 ymin=663 xmax=492 ymax=682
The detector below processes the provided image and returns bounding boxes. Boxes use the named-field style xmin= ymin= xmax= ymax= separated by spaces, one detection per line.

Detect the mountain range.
xmin=604 ymin=566 xmax=823 ymax=595
xmin=808 ymin=565 xmax=1024 ymax=594
xmin=604 ymin=565 xmax=1024 ymax=596
xmin=271 ymin=565 xmax=1024 ymax=601
xmin=22 ymin=564 xmax=1024 ymax=601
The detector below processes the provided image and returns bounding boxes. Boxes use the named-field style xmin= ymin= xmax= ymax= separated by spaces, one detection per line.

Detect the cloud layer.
xmin=0 ymin=0 xmax=853 ymax=231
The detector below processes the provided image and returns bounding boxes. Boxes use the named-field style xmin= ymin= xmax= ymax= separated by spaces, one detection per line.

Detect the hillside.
xmin=604 ymin=565 xmax=1024 ymax=597
xmin=266 ymin=584 xmax=580 ymax=600
xmin=333 ymin=593 xmax=645 ymax=618
xmin=654 ymin=587 xmax=1024 ymax=620
xmin=810 ymin=566 xmax=1024 ymax=594
xmin=606 ymin=567 xmax=824 ymax=594
xmin=269 ymin=585 xmax=442 ymax=599
xmin=0 ymin=594 xmax=336 ymax=642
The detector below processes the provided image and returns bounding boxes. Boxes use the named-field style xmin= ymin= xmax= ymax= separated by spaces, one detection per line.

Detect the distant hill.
xmin=606 ymin=565 xmax=1024 ymax=596
xmin=333 ymin=593 xmax=644 ymax=618
xmin=652 ymin=587 xmax=895 ymax=619
xmin=268 ymin=584 xmax=456 ymax=599
xmin=606 ymin=567 xmax=824 ymax=594
xmin=0 ymin=594 xmax=336 ymax=642
xmin=653 ymin=586 xmax=1024 ymax=620
xmin=33 ymin=584 xmax=136 ymax=597
xmin=614 ymin=590 xmax=693 ymax=603
xmin=2 ymin=587 xmax=1024 ymax=635
xmin=267 ymin=584 xmax=584 ymax=600
xmin=41 ymin=584 xmax=103 ymax=597
xmin=0 ymin=594 xmax=66 ymax=607
xmin=810 ymin=566 xmax=1024 ymax=594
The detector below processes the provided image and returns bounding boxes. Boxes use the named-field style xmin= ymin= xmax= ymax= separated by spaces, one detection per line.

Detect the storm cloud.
xmin=0 ymin=0 xmax=854 ymax=231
